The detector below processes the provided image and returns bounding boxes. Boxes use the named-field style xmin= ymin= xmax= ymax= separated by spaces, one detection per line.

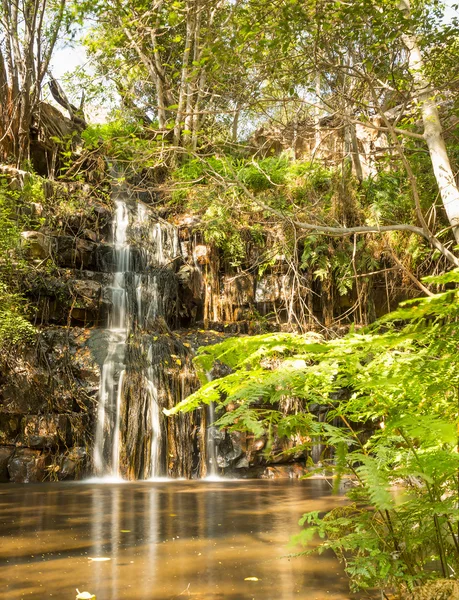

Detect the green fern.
xmin=167 ymin=268 xmax=459 ymax=593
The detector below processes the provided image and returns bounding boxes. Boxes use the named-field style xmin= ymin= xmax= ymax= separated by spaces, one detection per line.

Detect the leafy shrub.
xmin=239 ymin=156 xmax=289 ymax=191
xmin=362 ymin=171 xmax=413 ymax=224
xmin=0 ymin=179 xmax=36 ymax=348
xmin=168 ymin=270 xmax=459 ymax=596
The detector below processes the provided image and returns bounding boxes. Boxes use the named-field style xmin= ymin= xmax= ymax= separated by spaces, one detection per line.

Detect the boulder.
xmin=54 ymin=236 xmax=97 ymax=269
xmin=7 ymin=448 xmax=50 ymax=483
xmin=57 ymin=446 xmax=87 ymax=480
xmin=83 ymin=229 xmax=98 ymax=243
xmin=75 ymin=238 xmax=97 ymax=268
xmin=20 ymin=231 xmax=54 ymax=259
xmin=19 ymin=202 xmax=43 ymax=220
xmin=71 ymin=279 xmax=102 ymax=305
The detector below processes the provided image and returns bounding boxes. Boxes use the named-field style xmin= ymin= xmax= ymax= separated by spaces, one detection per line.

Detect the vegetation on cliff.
xmin=1 ymin=0 xmax=459 ymax=596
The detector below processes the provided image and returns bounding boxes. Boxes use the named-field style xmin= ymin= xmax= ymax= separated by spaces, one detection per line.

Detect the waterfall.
xmin=206 ymin=401 xmax=219 ymax=479
xmin=93 ymin=183 xmax=194 ymax=480
xmin=94 ymin=196 xmax=130 ymax=478
xmin=204 ymin=371 xmax=219 ymax=479
xmin=146 ymin=346 xmax=162 ymax=479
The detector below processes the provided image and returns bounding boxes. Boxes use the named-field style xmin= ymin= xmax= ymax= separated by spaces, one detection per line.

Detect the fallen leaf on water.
xmin=76 ymin=589 xmax=96 ymax=599
xmin=88 ymin=557 xmax=111 ymax=562
xmin=244 ymin=577 xmax=260 ymax=581
xmin=120 ymin=530 xmax=131 ymax=533
xmin=169 ymin=513 xmax=177 ymax=517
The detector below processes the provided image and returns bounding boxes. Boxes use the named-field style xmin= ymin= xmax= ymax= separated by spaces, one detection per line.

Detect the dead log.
xmin=48 ymin=75 xmax=87 ymax=130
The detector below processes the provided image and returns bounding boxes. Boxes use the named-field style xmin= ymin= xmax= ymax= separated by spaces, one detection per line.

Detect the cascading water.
xmin=94 ymin=193 xmax=130 ymax=478
xmin=203 ymin=371 xmax=219 ymax=479
xmin=93 ymin=182 xmax=198 ymax=480
xmin=206 ymin=401 xmax=219 ymax=478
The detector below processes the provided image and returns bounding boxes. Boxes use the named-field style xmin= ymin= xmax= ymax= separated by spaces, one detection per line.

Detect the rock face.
xmin=0 ymin=172 xmax=409 ymax=482
xmin=0 ymin=327 xmax=99 ymax=482
xmin=0 ymin=177 xmax=331 ymax=482
xmin=7 ymin=448 xmax=51 ymax=483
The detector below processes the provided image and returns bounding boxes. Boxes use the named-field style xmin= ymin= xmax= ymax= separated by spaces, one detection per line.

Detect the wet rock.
xmin=54 ymin=236 xmax=97 ymax=269
xmin=223 ymin=274 xmax=254 ymax=306
xmin=0 ymin=446 xmax=15 ymax=482
xmin=217 ymin=429 xmax=244 ymax=469
xmin=21 ymin=231 xmax=55 ymax=259
xmin=22 ymin=414 xmax=70 ymax=448
xmin=96 ymin=244 xmax=143 ymax=272
xmin=7 ymin=448 xmax=50 ymax=483
xmin=234 ymin=456 xmax=250 ymax=468
xmin=0 ymin=377 xmax=48 ymax=414
xmin=58 ymin=446 xmax=87 ymax=480
xmin=0 ymin=414 xmax=21 ymax=444
xmin=83 ymin=229 xmax=98 ymax=243
xmin=71 ymin=280 xmax=102 ymax=303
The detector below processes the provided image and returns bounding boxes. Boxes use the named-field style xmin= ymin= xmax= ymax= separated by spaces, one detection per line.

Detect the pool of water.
xmin=0 ymin=479 xmax=365 ymax=599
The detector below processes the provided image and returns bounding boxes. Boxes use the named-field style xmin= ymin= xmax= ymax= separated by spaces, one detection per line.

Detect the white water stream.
xmin=94 ymin=191 xmax=180 ymax=479
xmin=94 ymin=197 xmax=130 ymax=477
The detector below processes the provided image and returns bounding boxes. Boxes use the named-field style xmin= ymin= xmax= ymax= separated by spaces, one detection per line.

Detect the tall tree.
xmin=0 ymin=0 xmax=69 ymax=165
xmin=399 ymin=0 xmax=459 ymax=243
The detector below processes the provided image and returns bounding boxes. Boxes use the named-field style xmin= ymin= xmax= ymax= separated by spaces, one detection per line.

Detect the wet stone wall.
xmin=0 ymin=175 xmax=389 ymax=482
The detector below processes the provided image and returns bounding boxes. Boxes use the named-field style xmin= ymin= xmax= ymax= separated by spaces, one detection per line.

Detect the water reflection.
xmin=0 ymin=480 xmax=369 ymax=599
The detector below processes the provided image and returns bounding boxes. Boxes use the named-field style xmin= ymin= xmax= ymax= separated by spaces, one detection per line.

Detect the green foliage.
xmin=0 ymin=179 xmax=36 ymax=349
xmin=169 ymin=270 xmax=459 ymax=595
xmin=201 ymin=202 xmax=246 ymax=267
xmin=0 ymin=284 xmax=36 ymax=346
xmin=362 ymin=171 xmax=413 ymax=224
xmin=81 ymin=118 xmax=161 ymax=167
xmin=239 ymin=156 xmax=289 ymax=191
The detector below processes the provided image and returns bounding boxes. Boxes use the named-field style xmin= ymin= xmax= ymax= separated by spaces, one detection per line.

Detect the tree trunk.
xmin=173 ymin=0 xmax=194 ymax=148
xmin=400 ymin=0 xmax=459 ymax=243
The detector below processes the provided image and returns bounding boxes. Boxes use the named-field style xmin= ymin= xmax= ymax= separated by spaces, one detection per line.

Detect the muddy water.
xmin=0 ymin=480 xmax=364 ymax=600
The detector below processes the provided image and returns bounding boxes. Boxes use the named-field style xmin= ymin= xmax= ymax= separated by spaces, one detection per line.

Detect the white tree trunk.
xmin=400 ymin=0 xmax=459 ymax=243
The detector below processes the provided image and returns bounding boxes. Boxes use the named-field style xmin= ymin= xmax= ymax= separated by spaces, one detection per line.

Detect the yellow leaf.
xmin=244 ymin=577 xmax=260 ymax=581
xmin=76 ymin=591 xmax=96 ymax=600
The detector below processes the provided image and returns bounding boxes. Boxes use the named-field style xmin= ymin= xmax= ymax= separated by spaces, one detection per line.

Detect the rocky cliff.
xmin=0 ymin=167 xmax=414 ymax=482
